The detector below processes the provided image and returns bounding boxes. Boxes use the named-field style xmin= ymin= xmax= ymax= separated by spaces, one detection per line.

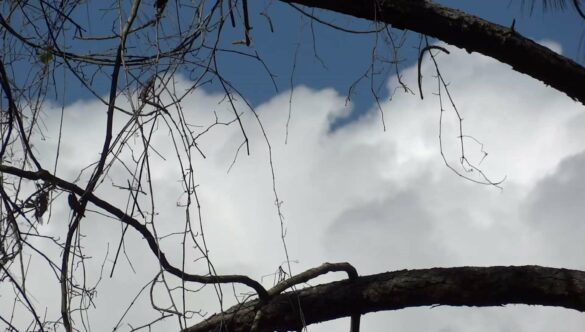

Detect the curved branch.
xmin=184 ymin=265 xmax=585 ymax=332
xmin=280 ymin=0 xmax=585 ymax=105
xmin=0 ymin=14 xmax=199 ymax=67
xmin=417 ymin=45 xmax=450 ymax=100
xmin=0 ymin=165 xmax=269 ymax=301
xmin=268 ymin=262 xmax=357 ymax=296
xmin=256 ymin=262 xmax=360 ymax=332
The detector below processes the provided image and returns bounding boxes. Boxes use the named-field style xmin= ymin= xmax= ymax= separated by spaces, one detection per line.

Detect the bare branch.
xmin=185 ymin=265 xmax=585 ymax=332
xmin=417 ymin=45 xmax=450 ymax=100
xmin=280 ymin=0 xmax=585 ymax=105
xmin=0 ymin=164 xmax=270 ymax=301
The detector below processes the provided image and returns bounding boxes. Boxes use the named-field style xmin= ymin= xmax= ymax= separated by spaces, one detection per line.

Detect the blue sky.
xmin=55 ymin=0 xmax=585 ymax=117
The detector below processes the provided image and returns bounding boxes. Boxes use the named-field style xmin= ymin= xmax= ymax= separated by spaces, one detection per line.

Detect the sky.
xmin=2 ymin=1 xmax=585 ymax=331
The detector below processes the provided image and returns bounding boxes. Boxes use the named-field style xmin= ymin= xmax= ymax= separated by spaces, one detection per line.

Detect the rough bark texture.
xmin=184 ymin=266 xmax=585 ymax=332
xmin=280 ymin=0 xmax=585 ymax=106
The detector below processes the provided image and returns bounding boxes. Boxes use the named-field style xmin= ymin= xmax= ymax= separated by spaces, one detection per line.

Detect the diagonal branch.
xmin=184 ymin=265 xmax=585 ymax=332
xmin=0 ymin=165 xmax=269 ymax=301
xmin=280 ymin=0 xmax=585 ymax=105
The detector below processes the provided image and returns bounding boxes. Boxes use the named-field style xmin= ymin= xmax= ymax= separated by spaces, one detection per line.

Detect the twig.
xmin=417 ymin=45 xmax=450 ymax=100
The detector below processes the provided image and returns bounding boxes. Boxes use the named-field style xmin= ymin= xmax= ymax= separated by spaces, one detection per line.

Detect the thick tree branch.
xmin=280 ymin=0 xmax=585 ymax=105
xmin=184 ymin=265 xmax=585 ymax=332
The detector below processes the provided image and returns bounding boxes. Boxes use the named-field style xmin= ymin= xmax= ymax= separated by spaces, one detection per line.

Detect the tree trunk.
xmin=184 ymin=265 xmax=585 ymax=332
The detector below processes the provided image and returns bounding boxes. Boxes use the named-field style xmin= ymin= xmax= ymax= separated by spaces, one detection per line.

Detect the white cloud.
xmin=3 ymin=40 xmax=585 ymax=331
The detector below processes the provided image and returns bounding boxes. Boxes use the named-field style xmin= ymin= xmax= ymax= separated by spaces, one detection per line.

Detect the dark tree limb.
xmin=280 ymin=0 xmax=585 ymax=105
xmin=0 ymin=165 xmax=269 ymax=301
xmin=242 ymin=0 xmax=252 ymax=46
xmin=417 ymin=45 xmax=450 ymax=100
xmin=252 ymin=262 xmax=360 ymax=332
xmin=184 ymin=265 xmax=585 ymax=332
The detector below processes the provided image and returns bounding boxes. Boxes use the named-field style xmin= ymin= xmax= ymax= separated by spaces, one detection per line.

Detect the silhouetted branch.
xmin=0 ymin=165 xmax=270 ymax=301
xmin=281 ymin=0 xmax=585 ymax=105
xmin=185 ymin=265 xmax=585 ymax=332
xmin=417 ymin=45 xmax=450 ymax=100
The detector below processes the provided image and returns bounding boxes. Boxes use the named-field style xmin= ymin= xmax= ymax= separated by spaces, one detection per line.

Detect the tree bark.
xmin=280 ymin=0 xmax=585 ymax=106
xmin=184 ymin=265 xmax=585 ymax=332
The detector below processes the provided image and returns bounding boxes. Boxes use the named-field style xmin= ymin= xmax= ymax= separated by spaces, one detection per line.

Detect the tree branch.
xmin=280 ymin=0 xmax=585 ymax=105
xmin=267 ymin=262 xmax=358 ymax=296
xmin=0 ymin=165 xmax=269 ymax=301
xmin=253 ymin=262 xmax=360 ymax=332
xmin=184 ymin=265 xmax=585 ymax=332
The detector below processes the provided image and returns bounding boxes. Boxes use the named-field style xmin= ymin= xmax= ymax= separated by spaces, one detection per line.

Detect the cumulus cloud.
xmin=3 ymin=40 xmax=585 ymax=331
